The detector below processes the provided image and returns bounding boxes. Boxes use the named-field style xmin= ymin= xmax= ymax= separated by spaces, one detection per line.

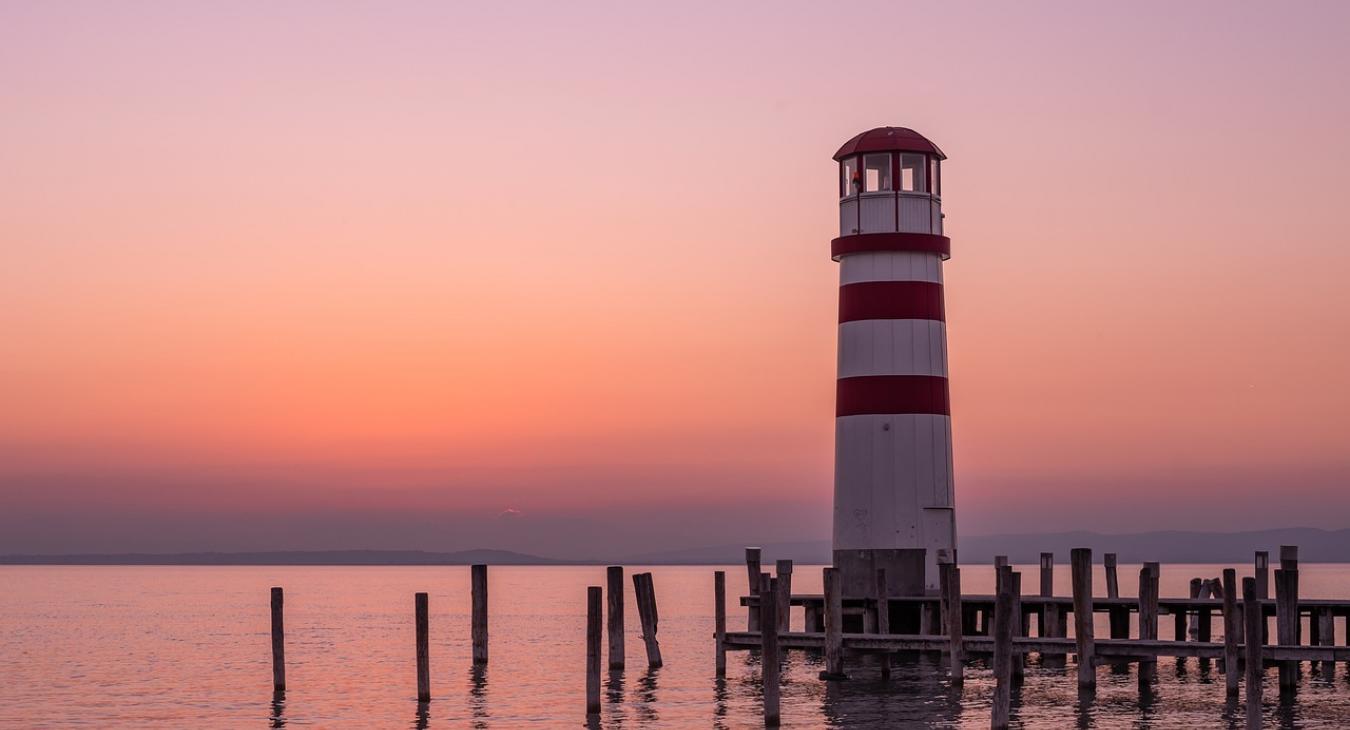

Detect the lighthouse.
xmin=831 ymin=127 xmax=953 ymax=596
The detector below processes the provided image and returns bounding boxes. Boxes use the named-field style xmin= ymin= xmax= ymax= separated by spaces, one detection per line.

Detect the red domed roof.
xmin=833 ymin=127 xmax=945 ymax=161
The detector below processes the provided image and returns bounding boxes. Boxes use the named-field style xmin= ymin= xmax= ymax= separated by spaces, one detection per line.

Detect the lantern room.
xmin=835 ymin=127 xmax=945 ymax=239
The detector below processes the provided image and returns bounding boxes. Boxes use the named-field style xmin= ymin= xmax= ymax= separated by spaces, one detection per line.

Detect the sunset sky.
xmin=3 ymin=2 xmax=1348 ymax=557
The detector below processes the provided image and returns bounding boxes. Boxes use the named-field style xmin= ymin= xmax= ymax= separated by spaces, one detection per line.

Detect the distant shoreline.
xmin=6 ymin=526 xmax=1350 ymax=566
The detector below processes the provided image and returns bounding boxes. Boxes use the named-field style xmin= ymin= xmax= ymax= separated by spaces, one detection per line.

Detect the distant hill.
xmin=622 ymin=527 xmax=1350 ymax=565
xmin=7 ymin=527 xmax=1350 ymax=566
xmin=0 ymin=549 xmax=563 ymax=566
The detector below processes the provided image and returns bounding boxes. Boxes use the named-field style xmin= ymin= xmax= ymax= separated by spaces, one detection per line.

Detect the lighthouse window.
xmin=840 ymin=157 xmax=858 ymax=198
xmin=900 ymin=153 xmax=927 ymax=193
xmin=863 ymin=154 xmax=892 ymax=192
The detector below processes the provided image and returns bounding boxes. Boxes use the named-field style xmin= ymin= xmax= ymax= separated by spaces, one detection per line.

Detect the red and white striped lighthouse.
xmin=831 ymin=127 xmax=953 ymax=596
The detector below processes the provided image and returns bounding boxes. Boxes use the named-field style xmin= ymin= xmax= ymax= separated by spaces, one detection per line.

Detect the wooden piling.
xmin=1279 ymin=544 xmax=1298 ymax=572
xmin=1103 ymin=553 xmax=1119 ymax=598
xmin=1188 ymin=578 xmax=1203 ymax=641
xmin=586 ymin=586 xmax=602 ymax=717
xmin=1254 ymin=551 xmax=1269 ymax=599
xmin=746 ymin=547 xmax=763 ymax=631
xmin=760 ymin=577 xmax=781 ymax=727
xmin=1275 ymin=568 xmax=1299 ymax=691
xmin=415 ymin=592 xmax=430 ymax=702
xmin=1242 ymin=577 xmax=1263 ymax=729
xmin=941 ymin=563 xmax=964 ymax=686
xmin=1222 ymin=569 xmax=1239 ymax=696
xmin=607 ymin=566 xmax=625 ymax=670
xmin=991 ymin=566 xmax=1014 ymax=729
xmin=1038 ymin=552 xmax=1054 ymax=637
xmin=1070 ymin=548 xmax=1095 ymax=689
xmin=1317 ymin=607 xmax=1335 ymax=675
xmin=1009 ymin=570 xmax=1024 ymax=681
xmin=820 ymin=566 xmax=846 ymax=680
xmin=714 ymin=570 xmax=727 ymax=676
xmin=633 ymin=572 xmax=663 ymax=668
xmin=1281 ymin=546 xmax=1300 ymax=645
xmin=875 ymin=568 xmax=891 ymax=678
xmin=471 ymin=564 xmax=489 ymax=665
xmin=1138 ymin=563 xmax=1159 ymax=684
xmin=1104 ymin=553 xmax=1129 ymax=640
xmin=1198 ymin=579 xmax=1214 ymax=644
xmin=270 ymin=587 xmax=286 ymax=692
xmin=775 ymin=560 xmax=793 ymax=634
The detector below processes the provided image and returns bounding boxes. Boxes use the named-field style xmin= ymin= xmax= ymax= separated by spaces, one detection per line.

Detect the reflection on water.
xmin=269 ymin=690 xmax=285 ymax=728
xmin=7 ymin=565 xmax=1350 ymax=728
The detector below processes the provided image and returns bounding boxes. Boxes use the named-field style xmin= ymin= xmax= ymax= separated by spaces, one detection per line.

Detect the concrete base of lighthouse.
xmin=832 ymin=548 xmax=928 ymax=598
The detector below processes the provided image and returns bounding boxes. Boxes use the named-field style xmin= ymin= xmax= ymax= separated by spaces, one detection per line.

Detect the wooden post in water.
xmin=820 ymin=566 xmax=846 ymax=680
xmin=607 ymin=566 xmax=625 ymax=670
xmin=875 ymin=568 xmax=891 ymax=678
xmin=1104 ymin=553 xmax=1128 ymax=640
xmin=1009 ymin=571 xmax=1024 ymax=681
xmin=1275 ymin=567 xmax=1299 ymax=691
xmin=941 ymin=563 xmax=964 ymax=686
xmin=586 ymin=586 xmax=602 ymax=718
xmin=1188 ymin=578 xmax=1203 ymax=641
xmin=760 ymin=577 xmax=781 ymax=727
xmin=775 ymin=560 xmax=793 ymax=634
xmin=1222 ymin=569 xmax=1240 ymax=696
xmin=1198 ymin=579 xmax=1214 ymax=643
xmin=1317 ymin=607 xmax=1335 ymax=676
xmin=1103 ymin=553 xmax=1119 ymax=597
xmin=1038 ymin=553 xmax=1054 ymax=636
xmin=1280 ymin=546 xmax=1300 ymax=644
xmin=745 ymin=547 xmax=762 ymax=631
xmin=415 ymin=592 xmax=430 ymax=702
xmin=1242 ymin=577 xmax=1263 ymax=729
xmin=991 ymin=566 xmax=1014 ymax=730
xmin=270 ymin=587 xmax=286 ymax=692
xmin=633 ymin=572 xmax=663 ymax=668
xmin=1070 ymin=548 xmax=1096 ymax=690
xmin=1138 ymin=562 xmax=1159 ymax=685
xmin=714 ymin=570 xmax=727 ymax=677
xmin=1254 ymin=551 xmax=1269 ymax=600
xmin=471 ymin=564 xmax=489 ymax=665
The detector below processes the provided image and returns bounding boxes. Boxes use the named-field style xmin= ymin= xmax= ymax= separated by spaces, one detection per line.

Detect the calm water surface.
xmin=3 ymin=564 xmax=1350 ymax=728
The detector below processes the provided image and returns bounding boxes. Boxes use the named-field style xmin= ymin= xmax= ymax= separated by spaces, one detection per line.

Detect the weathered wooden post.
xmin=745 ymin=547 xmax=763 ymax=631
xmin=1280 ymin=545 xmax=1300 ymax=644
xmin=606 ymin=566 xmax=625 ymax=670
xmin=633 ymin=572 xmax=663 ymax=668
xmin=1197 ymin=579 xmax=1214 ymax=644
xmin=1222 ymin=569 xmax=1240 ymax=696
xmin=1275 ymin=567 xmax=1299 ymax=691
xmin=1254 ymin=551 xmax=1269 ymax=600
xmin=820 ymin=566 xmax=846 ymax=680
xmin=471 ymin=564 xmax=489 ymax=665
xmin=1070 ymin=548 xmax=1095 ymax=689
xmin=1138 ymin=562 xmax=1159 ymax=685
xmin=1103 ymin=553 xmax=1119 ymax=598
xmin=586 ymin=586 xmax=602 ymax=718
xmin=1038 ymin=552 xmax=1054 ymax=636
xmin=991 ymin=566 xmax=1014 ymax=729
xmin=270 ymin=587 xmax=286 ymax=692
xmin=761 ymin=577 xmax=781 ymax=727
xmin=1316 ymin=607 xmax=1335 ymax=675
xmin=875 ymin=568 xmax=891 ymax=678
xmin=714 ymin=570 xmax=727 ymax=676
xmin=415 ymin=592 xmax=431 ymax=702
xmin=1103 ymin=553 xmax=1128 ymax=640
xmin=1242 ymin=577 xmax=1263 ymax=729
xmin=941 ymin=563 xmax=964 ymax=686
xmin=1009 ymin=571 xmax=1024 ymax=681
xmin=775 ymin=560 xmax=793 ymax=634
xmin=1188 ymin=578 xmax=1203 ymax=641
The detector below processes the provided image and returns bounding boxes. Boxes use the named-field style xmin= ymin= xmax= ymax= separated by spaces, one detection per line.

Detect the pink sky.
xmin=3 ymin=2 xmax=1349 ymax=555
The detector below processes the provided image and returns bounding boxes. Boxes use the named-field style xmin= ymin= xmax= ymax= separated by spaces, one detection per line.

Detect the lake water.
xmin=3 ymin=564 xmax=1350 ymax=728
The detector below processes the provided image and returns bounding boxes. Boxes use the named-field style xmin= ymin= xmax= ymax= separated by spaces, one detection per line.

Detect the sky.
xmin=2 ymin=1 xmax=1349 ymax=557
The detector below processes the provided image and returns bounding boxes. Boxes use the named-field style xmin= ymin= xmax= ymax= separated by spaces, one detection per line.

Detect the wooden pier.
xmin=723 ymin=545 xmax=1350 ymax=728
